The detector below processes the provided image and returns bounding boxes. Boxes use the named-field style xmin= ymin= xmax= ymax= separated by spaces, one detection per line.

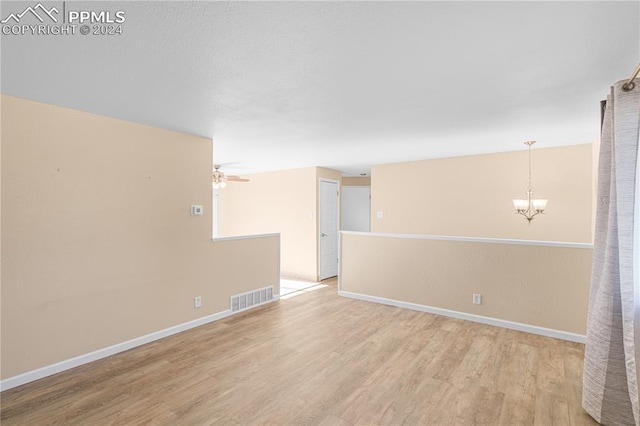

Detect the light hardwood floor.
xmin=1 ymin=279 xmax=597 ymax=425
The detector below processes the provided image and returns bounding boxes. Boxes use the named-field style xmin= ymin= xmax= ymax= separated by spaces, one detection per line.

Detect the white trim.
xmin=340 ymin=231 xmax=593 ymax=249
xmin=212 ymin=233 xmax=280 ymax=242
xmin=0 ymin=296 xmax=280 ymax=392
xmin=212 ymin=188 xmax=219 ymax=238
xmin=338 ymin=232 xmax=343 ymax=292
xmin=277 ymin=233 xmax=281 ymax=282
xmin=338 ymin=290 xmax=586 ymax=344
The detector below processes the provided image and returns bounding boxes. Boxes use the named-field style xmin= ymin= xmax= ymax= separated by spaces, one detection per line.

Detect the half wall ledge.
xmin=339 ymin=231 xmax=593 ymax=341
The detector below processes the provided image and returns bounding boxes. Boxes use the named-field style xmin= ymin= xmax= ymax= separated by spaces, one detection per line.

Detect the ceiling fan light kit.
xmin=512 ymin=141 xmax=548 ymax=224
xmin=212 ymin=165 xmax=249 ymax=189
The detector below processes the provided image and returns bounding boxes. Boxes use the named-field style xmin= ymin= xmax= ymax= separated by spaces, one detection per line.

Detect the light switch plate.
xmin=191 ymin=205 xmax=203 ymax=216
xmin=376 ymin=211 xmax=384 ymax=219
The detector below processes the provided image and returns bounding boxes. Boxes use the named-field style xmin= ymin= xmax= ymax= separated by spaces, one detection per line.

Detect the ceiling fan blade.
xmin=226 ymin=176 xmax=250 ymax=182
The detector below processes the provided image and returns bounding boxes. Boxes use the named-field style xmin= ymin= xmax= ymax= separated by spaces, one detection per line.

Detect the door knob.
xmin=321 ymin=233 xmax=328 ymax=237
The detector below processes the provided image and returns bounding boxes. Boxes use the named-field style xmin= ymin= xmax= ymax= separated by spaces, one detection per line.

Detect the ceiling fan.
xmin=212 ymin=165 xmax=249 ymax=189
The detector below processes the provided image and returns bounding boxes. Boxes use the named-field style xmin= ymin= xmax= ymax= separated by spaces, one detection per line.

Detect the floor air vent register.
xmin=231 ymin=286 xmax=274 ymax=313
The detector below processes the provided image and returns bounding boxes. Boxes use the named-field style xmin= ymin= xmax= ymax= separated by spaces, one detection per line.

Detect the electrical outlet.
xmin=194 ymin=296 xmax=202 ymax=308
xmin=473 ymin=294 xmax=482 ymax=305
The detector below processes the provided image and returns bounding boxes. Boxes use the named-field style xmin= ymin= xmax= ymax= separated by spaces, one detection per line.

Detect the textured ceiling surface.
xmin=1 ymin=1 xmax=638 ymax=175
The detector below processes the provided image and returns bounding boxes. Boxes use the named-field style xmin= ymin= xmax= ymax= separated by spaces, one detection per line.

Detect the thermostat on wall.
xmin=191 ymin=205 xmax=203 ymax=216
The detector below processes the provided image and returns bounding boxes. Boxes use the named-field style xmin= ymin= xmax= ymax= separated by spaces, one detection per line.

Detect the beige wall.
xmin=217 ymin=167 xmax=318 ymax=281
xmin=340 ymin=233 xmax=592 ymax=336
xmin=342 ymin=176 xmax=371 ymax=186
xmin=371 ymin=144 xmax=593 ymax=242
xmin=218 ymin=166 xmax=342 ymax=281
xmin=1 ymin=95 xmax=279 ymax=379
xmin=316 ymin=167 xmax=343 ymax=185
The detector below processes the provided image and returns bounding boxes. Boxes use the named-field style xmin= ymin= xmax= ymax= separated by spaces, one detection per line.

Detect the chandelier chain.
xmin=528 ymin=142 xmax=532 ymax=192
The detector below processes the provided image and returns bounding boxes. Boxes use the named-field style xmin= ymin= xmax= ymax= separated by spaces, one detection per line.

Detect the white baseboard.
xmin=338 ymin=290 xmax=586 ymax=344
xmin=0 ymin=296 xmax=279 ymax=392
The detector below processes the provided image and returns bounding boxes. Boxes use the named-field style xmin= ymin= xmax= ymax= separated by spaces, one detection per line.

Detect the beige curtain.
xmin=583 ymin=80 xmax=640 ymax=425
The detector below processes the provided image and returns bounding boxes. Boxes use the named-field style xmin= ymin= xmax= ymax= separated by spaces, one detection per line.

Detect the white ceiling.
xmin=1 ymin=1 xmax=638 ymax=176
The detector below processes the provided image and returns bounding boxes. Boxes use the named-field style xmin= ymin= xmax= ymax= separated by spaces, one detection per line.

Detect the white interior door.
xmin=341 ymin=186 xmax=370 ymax=232
xmin=319 ymin=179 xmax=339 ymax=280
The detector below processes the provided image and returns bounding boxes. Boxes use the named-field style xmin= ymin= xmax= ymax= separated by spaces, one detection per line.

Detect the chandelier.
xmin=512 ymin=141 xmax=548 ymax=224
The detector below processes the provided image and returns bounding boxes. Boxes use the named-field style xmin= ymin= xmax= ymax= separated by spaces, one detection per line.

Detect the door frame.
xmin=318 ymin=178 xmax=341 ymax=281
